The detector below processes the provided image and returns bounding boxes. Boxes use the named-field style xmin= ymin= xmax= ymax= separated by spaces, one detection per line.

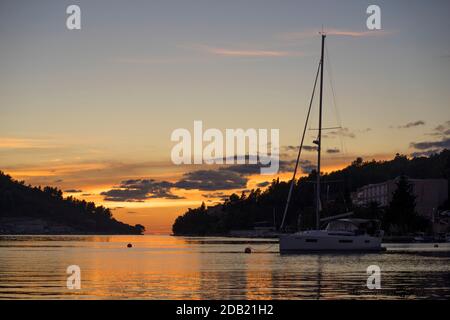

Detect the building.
xmin=352 ymin=177 xmax=448 ymax=220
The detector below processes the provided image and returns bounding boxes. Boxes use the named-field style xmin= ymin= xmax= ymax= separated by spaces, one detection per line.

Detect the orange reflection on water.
xmin=1 ymin=235 xmax=450 ymax=299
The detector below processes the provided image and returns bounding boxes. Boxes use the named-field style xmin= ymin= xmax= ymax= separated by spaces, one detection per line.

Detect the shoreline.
xmin=0 ymin=217 xmax=143 ymax=235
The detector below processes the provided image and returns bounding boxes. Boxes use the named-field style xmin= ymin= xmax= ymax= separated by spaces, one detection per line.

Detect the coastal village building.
xmin=352 ymin=177 xmax=448 ymax=220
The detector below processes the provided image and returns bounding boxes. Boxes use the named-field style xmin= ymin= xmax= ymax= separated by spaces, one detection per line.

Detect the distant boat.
xmin=280 ymin=218 xmax=384 ymax=253
xmin=278 ymin=33 xmax=384 ymax=253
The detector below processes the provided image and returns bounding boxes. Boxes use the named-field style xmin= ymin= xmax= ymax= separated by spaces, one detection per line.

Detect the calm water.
xmin=0 ymin=235 xmax=449 ymax=299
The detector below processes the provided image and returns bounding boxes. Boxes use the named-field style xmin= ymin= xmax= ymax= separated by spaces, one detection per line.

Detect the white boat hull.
xmin=279 ymin=230 xmax=383 ymax=253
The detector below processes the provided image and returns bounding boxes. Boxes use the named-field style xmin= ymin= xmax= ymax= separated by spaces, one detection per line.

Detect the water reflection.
xmin=0 ymin=235 xmax=449 ymax=299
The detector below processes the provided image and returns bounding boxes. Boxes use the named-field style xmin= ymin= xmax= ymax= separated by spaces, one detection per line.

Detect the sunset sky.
xmin=1 ymin=0 xmax=449 ymax=233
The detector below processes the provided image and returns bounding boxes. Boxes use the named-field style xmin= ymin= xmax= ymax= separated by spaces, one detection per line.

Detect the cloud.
xmin=202 ymin=192 xmax=229 ymax=199
xmin=0 ymin=138 xmax=55 ymax=149
xmin=283 ymin=145 xmax=317 ymax=152
xmin=283 ymin=145 xmax=341 ymax=156
xmin=110 ymin=57 xmax=192 ymax=65
xmin=398 ymin=120 xmax=425 ymax=129
xmin=101 ymin=179 xmax=184 ymax=202
xmin=410 ymin=149 xmax=443 ymax=158
xmin=220 ymin=154 xmax=265 ymax=164
xmin=410 ymin=137 xmax=450 ymax=150
xmin=299 ymin=160 xmax=316 ymax=173
xmin=220 ymin=159 xmax=292 ymax=176
xmin=302 ymin=145 xmax=318 ymax=152
xmin=256 ymin=181 xmax=270 ymax=188
xmin=324 ymin=127 xmax=356 ymax=139
xmin=219 ymin=164 xmax=263 ymax=175
xmin=100 ymin=157 xmax=293 ymax=201
xmin=281 ymin=29 xmax=392 ymax=41
xmin=175 ymin=170 xmax=248 ymax=191
xmin=326 ymin=29 xmax=392 ymax=37
xmin=198 ymin=45 xmax=300 ymax=58
xmin=326 ymin=148 xmax=340 ymax=154
xmin=409 ymin=122 xmax=449 ymax=156
xmin=64 ymin=189 xmax=83 ymax=193
xmin=217 ymin=154 xmax=291 ymax=175
xmin=430 ymin=120 xmax=450 ymax=136
xmin=100 ymin=155 xmax=305 ymax=202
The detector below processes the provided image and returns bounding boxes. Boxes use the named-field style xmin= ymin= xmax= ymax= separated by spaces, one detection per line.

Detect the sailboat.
xmin=279 ymin=33 xmax=384 ymax=253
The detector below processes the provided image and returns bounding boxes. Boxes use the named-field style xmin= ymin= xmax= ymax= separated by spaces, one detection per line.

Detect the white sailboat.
xmin=279 ymin=33 xmax=384 ymax=253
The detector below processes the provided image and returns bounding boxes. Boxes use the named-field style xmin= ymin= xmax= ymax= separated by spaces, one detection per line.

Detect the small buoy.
xmin=244 ymin=247 xmax=252 ymax=254
xmin=127 ymin=243 xmax=132 ymax=248
xmin=434 ymin=244 xmax=439 ymax=248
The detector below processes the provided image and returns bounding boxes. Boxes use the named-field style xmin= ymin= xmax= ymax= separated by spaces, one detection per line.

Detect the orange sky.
xmin=1 ymin=1 xmax=449 ymax=234
xmin=1 ymin=155 xmax=395 ymax=234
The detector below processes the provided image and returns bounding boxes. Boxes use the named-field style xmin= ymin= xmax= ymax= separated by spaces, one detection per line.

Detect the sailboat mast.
xmin=316 ymin=34 xmax=326 ymax=229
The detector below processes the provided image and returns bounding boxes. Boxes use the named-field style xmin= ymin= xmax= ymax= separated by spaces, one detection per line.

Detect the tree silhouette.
xmin=384 ymin=175 xmax=428 ymax=234
xmin=0 ymin=171 xmax=145 ymax=234
xmin=172 ymin=150 xmax=449 ymax=236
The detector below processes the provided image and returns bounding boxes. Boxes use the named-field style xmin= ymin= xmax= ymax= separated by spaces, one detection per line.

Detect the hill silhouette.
xmin=0 ymin=171 xmax=145 ymax=235
xmin=172 ymin=150 xmax=450 ymax=236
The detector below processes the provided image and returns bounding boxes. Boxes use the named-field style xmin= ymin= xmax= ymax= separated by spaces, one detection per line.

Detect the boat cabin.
xmin=325 ymin=219 xmax=382 ymax=237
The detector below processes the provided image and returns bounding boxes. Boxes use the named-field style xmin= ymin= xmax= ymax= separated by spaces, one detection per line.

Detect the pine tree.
xmin=385 ymin=176 xmax=418 ymax=234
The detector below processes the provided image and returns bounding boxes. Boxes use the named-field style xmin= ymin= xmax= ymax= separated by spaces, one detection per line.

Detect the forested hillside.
xmin=0 ymin=171 xmax=145 ymax=234
xmin=173 ymin=150 xmax=450 ymax=235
